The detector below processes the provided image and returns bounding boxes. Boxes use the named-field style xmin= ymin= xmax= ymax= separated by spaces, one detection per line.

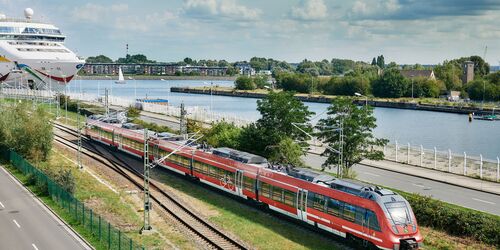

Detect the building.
xmin=235 ymin=62 xmax=256 ymax=76
xmin=462 ymin=61 xmax=474 ymax=84
xmin=447 ymin=91 xmax=461 ymax=102
xmin=81 ymin=63 xmax=228 ymax=76
xmin=400 ymin=70 xmax=436 ymax=80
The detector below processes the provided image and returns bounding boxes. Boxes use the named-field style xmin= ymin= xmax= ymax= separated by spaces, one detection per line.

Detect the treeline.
xmin=269 ymin=56 xmax=498 ymax=101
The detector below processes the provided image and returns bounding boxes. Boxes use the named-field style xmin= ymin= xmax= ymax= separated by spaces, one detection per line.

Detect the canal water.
xmin=68 ymin=79 xmax=500 ymax=159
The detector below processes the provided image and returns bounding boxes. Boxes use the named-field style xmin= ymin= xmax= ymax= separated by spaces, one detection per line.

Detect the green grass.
xmin=151 ymin=168 xmax=346 ymax=250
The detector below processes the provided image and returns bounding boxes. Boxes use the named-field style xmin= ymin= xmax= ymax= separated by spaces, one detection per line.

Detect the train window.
xmin=313 ymin=193 xmax=326 ymax=212
xmin=366 ymin=210 xmax=381 ymax=231
xmin=272 ymin=186 xmax=283 ymax=202
xmin=307 ymin=192 xmax=316 ymax=208
xmin=342 ymin=204 xmax=356 ymax=222
xmin=326 ymin=198 xmax=343 ymax=216
xmin=260 ymin=182 xmax=271 ymax=198
xmin=243 ymin=176 xmax=254 ymax=191
xmin=355 ymin=207 xmax=366 ymax=225
xmin=283 ymin=190 xmax=296 ymax=207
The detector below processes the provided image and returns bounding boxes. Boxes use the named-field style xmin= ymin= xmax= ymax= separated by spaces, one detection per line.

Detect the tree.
xmin=86 ymin=55 xmax=113 ymax=63
xmin=184 ymin=57 xmax=194 ymax=65
xmin=240 ymin=91 xmax=314 ymax=159
xmin=203 ymin=122 xmax=242 ymax=149
xmin=376 ymin=55 xmax=385 ymax=69
xmin=317 ymin=97 xmax=388 ymax=174
xmin=466 ymin=79 xmax=499 ymax=101
xmin=268 ymin=137 xmax=304 ymax=166
xmin=372 ymin=68 xmax=409 ymax=98
xmin=434 ymin=61 xmax=462 ymax=90
xmin=235 ymin=76 xmax=256 ymax=90
xmin=371 ymin=57 xmax=377 ymax=66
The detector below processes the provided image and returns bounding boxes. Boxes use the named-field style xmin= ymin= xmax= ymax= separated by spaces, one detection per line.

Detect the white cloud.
xmin=72 ymin=3 xmax=129 ymax=23
xmin=290 ymin=0 xmax=328 ymax=21
xmin=183 ymin=0 xmax=261 ymax=21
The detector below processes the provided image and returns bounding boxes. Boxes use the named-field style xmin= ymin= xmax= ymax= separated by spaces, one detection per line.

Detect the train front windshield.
xmin=385 ymin=201 xmax=412 ymax=225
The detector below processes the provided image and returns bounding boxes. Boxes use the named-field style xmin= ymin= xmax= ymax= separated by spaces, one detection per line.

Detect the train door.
xmin=115 ymin=133 xmax=122 ymax=149
xmin=235 ymin=170 xmax=244 ymax=197
xmin=297 ymin=189 xmax=308 ymax=222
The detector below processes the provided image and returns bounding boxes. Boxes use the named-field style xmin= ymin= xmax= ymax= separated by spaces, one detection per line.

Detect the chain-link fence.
xmin=381 ymin=142 xmax=500 ymax=182
xmin=1 ymin=148 xmax=144 ymax=250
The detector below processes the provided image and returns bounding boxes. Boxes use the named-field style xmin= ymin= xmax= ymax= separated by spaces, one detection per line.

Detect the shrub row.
xmin=403 ymin=192 xmax=500 ymax=247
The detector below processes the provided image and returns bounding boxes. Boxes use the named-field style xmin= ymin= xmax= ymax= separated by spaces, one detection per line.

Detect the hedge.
xmin=403 ymin=192 xmax=500 ymax=247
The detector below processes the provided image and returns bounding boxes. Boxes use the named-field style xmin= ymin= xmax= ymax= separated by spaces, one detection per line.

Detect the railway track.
xmin=52 ymin=122 xmax=247 ymax=250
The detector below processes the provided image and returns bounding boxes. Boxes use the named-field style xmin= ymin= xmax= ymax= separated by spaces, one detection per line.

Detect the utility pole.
xmin=180 ymin=102 xmax=187 ymax=135
xmin=104 ymin=88 xmax=109 ymax=117
xmin=141 ymin=129 xmax=152 ymax=233
xmin=77 ymin=102 xmax=83 ymax=169
xmin=338 ymin=117 xmax=344 ymax=178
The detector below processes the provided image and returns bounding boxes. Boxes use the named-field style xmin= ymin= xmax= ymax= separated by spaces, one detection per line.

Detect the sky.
xmin=2 ymin=0 xmax=500 ymax=65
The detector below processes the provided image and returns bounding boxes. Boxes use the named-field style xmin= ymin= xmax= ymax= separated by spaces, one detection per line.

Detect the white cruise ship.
xmin=0 ymin=8 xmax=84 ymax=90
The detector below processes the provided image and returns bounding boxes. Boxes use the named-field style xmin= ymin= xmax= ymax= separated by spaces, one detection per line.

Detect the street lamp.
xmin=354 ymin=92 xmax=368 ymax=107
xmin=203 ymin=81 xmax=213 ymax=113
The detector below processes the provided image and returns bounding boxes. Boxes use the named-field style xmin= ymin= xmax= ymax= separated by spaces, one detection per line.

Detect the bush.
xmin=235 ymin=76 xmax=256 ymax=90
xmin=275 ymin=72 xmax=314 ymax=93
xmin=55 ymin=169 xmax=76 ymax=194
xmin=372 ymin=68 xmax=409 ymax=98
xmin=404 ymin=193 xmax=500 ymax=247
xmin=126 ymin=106 xmax=141 ymax=119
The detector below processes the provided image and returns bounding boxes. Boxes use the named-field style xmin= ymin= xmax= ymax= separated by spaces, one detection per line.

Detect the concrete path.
xmin=0 ymin=165 xmax=92 ymax=250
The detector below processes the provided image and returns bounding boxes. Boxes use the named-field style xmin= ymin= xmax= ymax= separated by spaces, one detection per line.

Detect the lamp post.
xmin=354 ymin=92 xmax=367 ymax=107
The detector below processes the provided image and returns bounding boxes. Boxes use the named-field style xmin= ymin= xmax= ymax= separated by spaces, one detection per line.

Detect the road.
xmin=304 ymin=154 xmax=500 ymax=216
xmin=0 ymin=166 xmax=91 ymax=250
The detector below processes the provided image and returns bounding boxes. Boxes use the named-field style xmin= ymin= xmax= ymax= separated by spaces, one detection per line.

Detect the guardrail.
xmin=0 ymin=148 xmax=144 ymax=250
xmin=382 ymin=142 xmax=500 ymax=182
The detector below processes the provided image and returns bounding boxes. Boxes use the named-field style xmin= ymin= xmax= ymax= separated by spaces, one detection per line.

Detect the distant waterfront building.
xmin=462 ymin=61 xmax=474 ymax=84
xmin=235 ymin=62 xmax=256 ymax=76
xmin=258 ymin=70 xmax=272 ymax=76
xmin=447 ymin=91 xmax=461 ymax=102
xmin=400 ymin=69 xmax=436 ymax=80
xmin=82 ymin=63 xmax=228 ymax=76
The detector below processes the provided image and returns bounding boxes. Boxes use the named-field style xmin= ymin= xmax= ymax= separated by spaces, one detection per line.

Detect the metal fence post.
xmin=420 ymin=145 xmax=424 ymax=167
xmin=118 ymin=230 xmax=121 ymax=250
xmin=98 ymin=216 xmax=101 ymax=240
xmin=407 ymin=143 xmax=410 ymax=164
xmin=108 ymin=222 xmax=111 ymax=249
xmin=497 ymin=156 xmax=499 ymax=182
xmin=90 ymin=209 xmax=93 ymax=233
xmin=130 ymin=239 xmax=133 ymax=250
xmin=448 ymin=149 xmax=451 ymax=172
xmin=464 ymin=152 xmax=467 ymax=176
xmin=434 ymin=147 xmax=437 ymax=170
xmin=82 ymin=205 xmax=85 ymax=227
xmin=480 ymin=154 xmax=483 ymax=179
xmin=395 ymin=140 xmax=398 ymax=162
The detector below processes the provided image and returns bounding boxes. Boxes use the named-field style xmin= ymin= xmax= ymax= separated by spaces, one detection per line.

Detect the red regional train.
xmin=85 ymin=120 xmax=423 ymax=249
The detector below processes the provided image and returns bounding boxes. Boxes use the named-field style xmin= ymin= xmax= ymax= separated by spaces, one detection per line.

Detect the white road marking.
xmin=0 ymin=201 xmax=4 ymax=208
xmin=412 ymin=183 xmax=425 ymax=188
xmin=13 ymin=219 xmax=20 ymax=228
xmin=472 ymin=198 xmax=496 ymax=205
xmin=364 ymin=172 xmax=381 ymax=177
xmin=32 ymin=243 xmax=39 ymax=250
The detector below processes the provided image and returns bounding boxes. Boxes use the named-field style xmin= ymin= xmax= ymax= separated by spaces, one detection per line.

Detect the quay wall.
xmin=171 ymin=87 xmax=494 ymax=115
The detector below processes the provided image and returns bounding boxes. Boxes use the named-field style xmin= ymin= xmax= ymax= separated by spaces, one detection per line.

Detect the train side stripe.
xmin=341 ymin=225 xmax=383 ymax=242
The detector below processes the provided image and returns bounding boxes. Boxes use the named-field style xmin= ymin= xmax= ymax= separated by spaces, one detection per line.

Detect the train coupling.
xmin=399 ymin=238 xmax=419 ymax=249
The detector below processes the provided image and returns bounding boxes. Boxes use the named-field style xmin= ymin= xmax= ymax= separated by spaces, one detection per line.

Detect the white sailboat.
xmin=115 ymin=67 xmax=126 ymax=84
